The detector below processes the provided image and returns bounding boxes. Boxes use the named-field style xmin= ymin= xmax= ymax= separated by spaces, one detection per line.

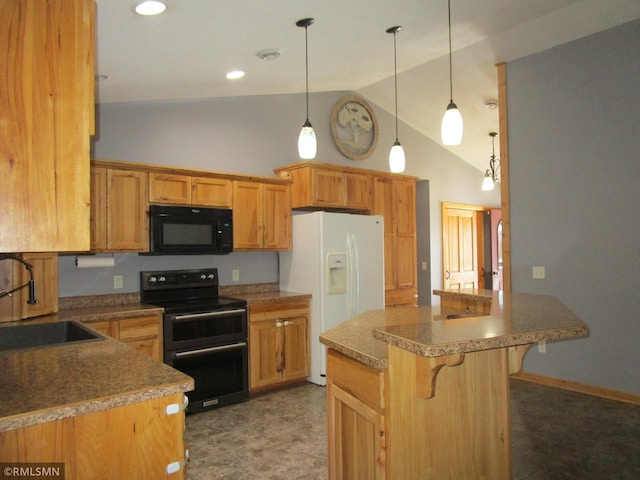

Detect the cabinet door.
xmin=282 ymin=316 xmax=309 ymax=382
xmin=90 ymin=167 xmax=108 ymax=251
xmin=394 ymin=180 xmax=416 ymax=290
xmin=192 ymin=177 xmax=232 ymax=207
xmin=249 ymin=320 xmax=283 ymax=390
xmin=233 ymin=181 xmax=262 ymax=249
xmin=345 ymin=173 xmax=371 ymax=210
xmin=372 ymin=177 xmax=396 ymax=292
xmin=311 ymin=169 xmax=345 ymax=206
xmin=107 ymin=169 xmax=148 ymax=251
xmin=14 ymin=253 xmax=58 ymax=320
xmin=262 ymin=183 xmax=291 ymax=250
xmin=0 ymin=0 xmax=94 ymax=253
xmin=74 ymin=392 xmax=187 ymax=479
xmin=118 ymin=314 xmax=162 ymax=361
xmin=149 ymin=173 xmax=192 ymax=204
xmin=327 ymin=380 xmax=386 ymax=480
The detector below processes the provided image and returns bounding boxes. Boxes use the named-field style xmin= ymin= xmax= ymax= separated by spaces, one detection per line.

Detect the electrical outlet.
xmin=232 ymin=269 xmax=240 ymax=282
xmin=421 ymin=261 xmax=428 ymax=271
xmin=113 ymin=275 xmax=123 ymax=289
xmin=532 ymin=266 xmax=546 ymax=279
xmin=538 ymin=340 xmax=546 ymax=353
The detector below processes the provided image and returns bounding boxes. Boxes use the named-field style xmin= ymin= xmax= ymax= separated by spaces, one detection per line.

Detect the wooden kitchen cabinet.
xmin=149 ymin=172 xmax=232 ymax=207
xmin=233 ymin=180 xmax=292 ymax=250
xmin=83 ymin=313 xmax=163 ymax=361
xmin=0 ymin=253 xmax=58 ymax=323
xmin=327 ymin=349 xmax=386 ymax=480
xmin=274 ymin=162 xmax=371 ymax=211
xmin=372 ymin=175 xmax=417 ymax=306
xmin=0 ymin=392 xmax=188 ymax=479
xmin=90 ymin=166 xmax=149 ymax=252
xmin=248 ymin=300 xmax=310 ymax=392
xmin=0 ymin=0 xmax=95 ymax=253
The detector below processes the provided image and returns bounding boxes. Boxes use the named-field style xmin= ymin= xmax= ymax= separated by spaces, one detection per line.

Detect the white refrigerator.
xmin=279 ymin=211 xmax=385 ymax=385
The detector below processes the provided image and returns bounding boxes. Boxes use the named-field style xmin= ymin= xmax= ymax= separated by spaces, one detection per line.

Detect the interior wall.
xmin=507 ymin=19 xmax=640 ymax=394
xmin=59 ymin=91 xmax=499 ymax=297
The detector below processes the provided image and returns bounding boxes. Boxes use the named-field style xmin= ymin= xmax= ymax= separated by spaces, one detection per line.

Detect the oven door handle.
xmin=171 ymin=342 xmax=247 ymax=359
xmin=170 ymin=308 xmax=246 ymax=322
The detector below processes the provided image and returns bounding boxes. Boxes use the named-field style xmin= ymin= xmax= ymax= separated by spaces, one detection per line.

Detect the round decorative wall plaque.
xmin=330 ymin=94 xmax=379 ymax=161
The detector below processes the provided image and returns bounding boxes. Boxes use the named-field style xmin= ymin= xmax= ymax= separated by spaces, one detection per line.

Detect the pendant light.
xmin=441 ymin=0 xmax=463 ymax=146
xmin=482 ymin=132 xmax=499 ymax=191
xmin=387 ymin=26 xmax=405 ymax=173
xmin=296 ymin=18 xmax=317 ymax=160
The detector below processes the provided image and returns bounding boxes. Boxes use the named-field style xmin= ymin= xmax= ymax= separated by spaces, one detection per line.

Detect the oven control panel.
xmin=140 ymin=268 xmax=219 ymax=291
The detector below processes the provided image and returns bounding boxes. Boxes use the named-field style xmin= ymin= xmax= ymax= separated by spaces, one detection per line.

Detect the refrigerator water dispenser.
xmin=327 ymin=253 xmax=347 ymax=294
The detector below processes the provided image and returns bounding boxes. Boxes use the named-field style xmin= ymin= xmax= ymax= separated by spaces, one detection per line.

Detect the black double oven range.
xmin=140 ymin=268 xmax=248 ymax=414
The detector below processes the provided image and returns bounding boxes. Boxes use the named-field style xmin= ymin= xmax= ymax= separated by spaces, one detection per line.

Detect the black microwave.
xmin=148 ymin=205 xmax=233 ymax=255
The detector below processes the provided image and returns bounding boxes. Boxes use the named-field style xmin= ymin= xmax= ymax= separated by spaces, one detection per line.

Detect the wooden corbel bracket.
xmin=508 ymin=344 xmax=533 ymax=374
xmin=415 ymin=353 xmax=465 ymax=399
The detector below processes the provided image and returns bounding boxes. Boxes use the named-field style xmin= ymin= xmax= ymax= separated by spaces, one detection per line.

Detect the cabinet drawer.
xmin=249 ymin=301 xmax=309 ymax=322
xmin=119 ymin=315 xmax=160 ymax=340
xmin=86 ymin=320 xmax=115 ymax=337
xmin=327 ymin=349 xmax=385 ymax=412
xmin=123 ymin=338 xmax=161 ymax=361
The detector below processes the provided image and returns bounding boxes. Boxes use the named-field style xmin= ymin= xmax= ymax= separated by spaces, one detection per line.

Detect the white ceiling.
xmin=95 ymin=0 xmax=640 ymax=172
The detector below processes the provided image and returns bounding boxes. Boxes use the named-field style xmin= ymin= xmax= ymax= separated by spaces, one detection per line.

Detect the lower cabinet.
xmin=248 ymin=300 xmax=309 ymax=392
xmin=83 ymin=313 xmax=162 ymax=361
xmin=326 ymin=349 xmax=387 ymax=480
xmin=0 ymin=392 xmax=188 ymax=479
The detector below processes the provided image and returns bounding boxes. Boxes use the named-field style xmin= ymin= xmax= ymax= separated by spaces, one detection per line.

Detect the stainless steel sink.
xmin=0 ymin=320 xmax=104 ymax=353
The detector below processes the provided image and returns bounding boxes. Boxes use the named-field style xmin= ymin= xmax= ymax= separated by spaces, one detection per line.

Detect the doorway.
xmin=442 ymin=203 xmax=500 ymax=291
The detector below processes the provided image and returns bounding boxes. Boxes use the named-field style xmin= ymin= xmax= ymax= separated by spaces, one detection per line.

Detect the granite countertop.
xmin=319 ymin=291 xmax=589 ymax=369
xmin=240 ymin=291 xmax=311 ymax=306
xmin=0 ymin=335 xmax=193 ymax=433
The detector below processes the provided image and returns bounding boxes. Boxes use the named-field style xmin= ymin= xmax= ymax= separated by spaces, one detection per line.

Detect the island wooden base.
xmin=0 ymin=393 xmax=188 ymax=479
xmin=327 ymin=347 xmax=512 ymax=479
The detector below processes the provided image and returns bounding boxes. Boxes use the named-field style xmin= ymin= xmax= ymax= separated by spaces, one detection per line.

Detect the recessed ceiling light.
xmin=135 ymin=1 xmax=166 ymax=16
xmin=226 ymin=70 xmax=245 ymax=80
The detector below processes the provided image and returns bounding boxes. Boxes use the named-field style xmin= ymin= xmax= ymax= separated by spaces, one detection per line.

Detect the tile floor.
xmin=185 ymin=379 xmax=640 ymax=479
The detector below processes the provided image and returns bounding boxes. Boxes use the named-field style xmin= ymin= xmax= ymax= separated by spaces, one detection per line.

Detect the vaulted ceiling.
xmin=95 ymin=0 xmax=640 ymax=172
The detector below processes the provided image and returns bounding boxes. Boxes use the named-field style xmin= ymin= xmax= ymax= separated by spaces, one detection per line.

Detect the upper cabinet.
xmin=0 ymin=0 xmax=95 ymax=253
xmin=149 ymin=173 xmax=232 ymax=208
xmin=91 ymin=165 xmax=149 ymax=252
xmin=233 ymin=180 xmax=292 ymax=251
xmin=274 ymin=162 xmax=371 ymax=211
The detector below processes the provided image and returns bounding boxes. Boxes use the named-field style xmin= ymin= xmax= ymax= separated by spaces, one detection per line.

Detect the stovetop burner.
xmin=140 ymin=268 xmax=246 ymax=313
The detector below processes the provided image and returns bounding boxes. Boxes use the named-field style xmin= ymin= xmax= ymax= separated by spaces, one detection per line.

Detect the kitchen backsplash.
xmin=58 ymin=252 xmax=279 ymax=298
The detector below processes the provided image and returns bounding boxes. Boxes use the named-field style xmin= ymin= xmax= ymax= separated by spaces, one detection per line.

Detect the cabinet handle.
xmin=276 ymin=321 xmax=283 ymax=327
xmin=283 ymin=320 xmax=290 ymax=326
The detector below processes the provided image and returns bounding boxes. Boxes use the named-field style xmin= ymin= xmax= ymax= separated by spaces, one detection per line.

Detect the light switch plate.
xmin=232 ymin=269 xmax=240 ymax=282
xmin=532 ymin=266 xmax=545 ymax=279
xmin=114 ymin=275 xmax=123 ymax=289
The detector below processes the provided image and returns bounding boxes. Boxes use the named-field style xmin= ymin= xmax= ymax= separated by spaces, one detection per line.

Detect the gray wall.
xmin=507 ymin=19 xmax=640 ymax=394
xmin=59 ymin=90 xmax=498 ymax=297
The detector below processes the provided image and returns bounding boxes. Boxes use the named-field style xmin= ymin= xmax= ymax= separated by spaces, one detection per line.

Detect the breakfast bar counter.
xmin=320 ymin=291 xmax=588 ymax=479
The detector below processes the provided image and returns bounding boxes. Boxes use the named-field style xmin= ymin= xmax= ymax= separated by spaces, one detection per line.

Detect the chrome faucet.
xmin=0 ymin=254 xmax=38 ymax=305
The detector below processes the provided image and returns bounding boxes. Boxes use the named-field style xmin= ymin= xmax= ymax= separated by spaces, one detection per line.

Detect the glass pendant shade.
xmin=389 ymin=140 xmax=405 ymax=173
xmin=298 ymin=120 xmax=317 ymax=159
xmin=482 ymin=170 xmax=495 ymax=191
xmin=441 ymin=102 xmax=463 ymax=145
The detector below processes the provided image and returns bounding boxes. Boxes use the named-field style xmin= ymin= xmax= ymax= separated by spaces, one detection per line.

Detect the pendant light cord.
xmin=447 ymin=0 xmax=453 ymax=103
xmin=393 ymin=30 xmax=399 ymax=141
xmin=304 ymin=24 xmax=310 ymax=122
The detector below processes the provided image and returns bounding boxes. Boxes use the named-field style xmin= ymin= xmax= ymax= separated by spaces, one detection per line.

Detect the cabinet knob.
xmin=276 ymin=321 xmax=283 ymax=327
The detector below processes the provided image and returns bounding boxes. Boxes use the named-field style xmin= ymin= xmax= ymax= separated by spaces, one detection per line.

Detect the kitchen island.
xmin=320 ymin=291 xmax=588 ymax=479
xmin=0 ymin=327 xmax=193 ymax=479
